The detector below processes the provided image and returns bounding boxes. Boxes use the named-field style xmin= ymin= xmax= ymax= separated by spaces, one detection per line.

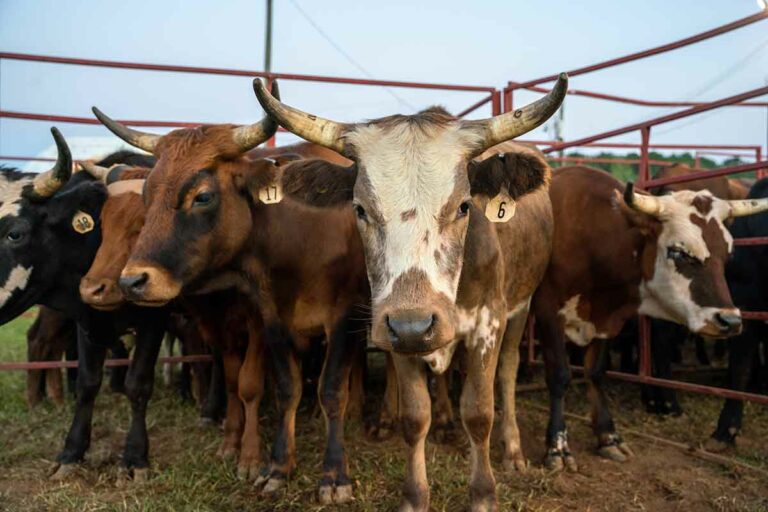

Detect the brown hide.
xmin=654 ymin=164 xmax=747 ymax=200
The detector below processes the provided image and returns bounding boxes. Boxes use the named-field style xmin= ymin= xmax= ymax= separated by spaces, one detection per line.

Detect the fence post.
xmin=503 ymin=86 xmax=513 ymax=114
xmin=491 ymin=90 xmax=502 ymax=116
xmin=638 ymin=126 xmax=651 ymax=187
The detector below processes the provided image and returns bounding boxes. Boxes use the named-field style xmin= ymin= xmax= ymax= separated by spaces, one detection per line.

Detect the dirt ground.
xmin=0 ymin=315 xmax=767 ymax=511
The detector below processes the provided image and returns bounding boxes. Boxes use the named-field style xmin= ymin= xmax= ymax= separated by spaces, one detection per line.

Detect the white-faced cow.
xmin=533 ymin=165 xmax=768 ymax=471
xmin=253 ymin=74 xmax=567 ymax=512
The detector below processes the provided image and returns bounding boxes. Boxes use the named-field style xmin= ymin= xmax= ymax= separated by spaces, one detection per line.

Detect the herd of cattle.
xmin=2 ymin=73 xmax=768 ymax=511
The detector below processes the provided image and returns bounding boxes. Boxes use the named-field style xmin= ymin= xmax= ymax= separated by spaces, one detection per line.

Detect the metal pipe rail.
xmin=0 ymin=354 xmax=213 ymax=371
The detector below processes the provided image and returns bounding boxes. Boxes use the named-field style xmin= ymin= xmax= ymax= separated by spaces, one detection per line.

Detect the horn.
xmin=727 ymin=198 xmax=768 ymax=218
xmin=623 ymin=182 xmax=664 ymax=218
xmin=232 ymin=80 xmax=280 ymax=152
xmin=31 ymin=127 xmax=72 ymax=198
xmin=464 ymin=73 xmax=568 ymax=154
xmin=92 ymin=107 xmax=160 ymax=153
xmin=79 ymin=161 xmax=110 ymax=183
xmin=253 ymin=78 xmax=349 ymax=155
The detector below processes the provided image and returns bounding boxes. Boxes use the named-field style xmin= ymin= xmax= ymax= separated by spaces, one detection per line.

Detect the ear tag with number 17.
xmin=485 ymin=188 xmax=516 ymax=223
xmin=258 ymin=180 xmax=284 ymax=204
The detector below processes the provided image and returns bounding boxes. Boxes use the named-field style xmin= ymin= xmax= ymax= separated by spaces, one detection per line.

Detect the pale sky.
xmin=1 ymin=0 xmax=767 ymax=168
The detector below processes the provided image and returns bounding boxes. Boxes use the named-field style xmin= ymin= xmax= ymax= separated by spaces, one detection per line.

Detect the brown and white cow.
xmin=253 ymin=75 xmax=567 ymax=512
xmin=652 ymin=163 xmax=750 ymax=200
xmin=533 ymin=165 xmax=768 ymax=471
xmin=91 ymin=101 xmax=369 ymax=503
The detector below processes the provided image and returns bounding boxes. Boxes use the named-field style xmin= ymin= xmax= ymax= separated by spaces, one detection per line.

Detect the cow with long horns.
xmin=91 ymin=90 xmax=370 ymax=504
xmin=0 ymin=131 xmax=175 ymax=479
xmin=252 ymin=75 xmax=568 ymax=511
xmin=533 ymin=165 xmax=768 ymax=471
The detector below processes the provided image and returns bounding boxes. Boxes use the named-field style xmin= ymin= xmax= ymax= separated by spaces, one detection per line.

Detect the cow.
xmin=77 ymin=163 xmax=259 ymax=464
xmin=252 ymin=74 xmax=567 ymax=511
xmin=26 ymin=306 xmax=76 ymax=407
xmin=0 ymin=131 xmax=178 ymax=481
xmin=531 ymin=164 xmax=768 ymax=471
xmin=706 ymin=177 xmax=768 ymax=452
xmin=652 ymin=163 xmax=749 ymax=200
xmin=91 ymin=94 xmax=370 ymax=504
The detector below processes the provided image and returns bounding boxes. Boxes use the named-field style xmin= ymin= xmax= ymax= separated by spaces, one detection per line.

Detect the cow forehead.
xmin=348 ymin=122 xmax=478 ymax=215
xmin=658 ymin=190 xmax=732 ymax=259
xmin=0 ymin=175 xmax=33 ymax=219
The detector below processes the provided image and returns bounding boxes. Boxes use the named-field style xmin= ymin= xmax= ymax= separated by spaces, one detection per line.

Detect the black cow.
xmin=0 ymin=128 xmax=167 ymax=480
xmin=708 ymin=177 xmax=768 ymax=451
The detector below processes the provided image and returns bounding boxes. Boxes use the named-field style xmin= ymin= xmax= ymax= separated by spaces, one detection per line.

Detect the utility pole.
xmin=264 ymin=0 xmax=273 ymax=73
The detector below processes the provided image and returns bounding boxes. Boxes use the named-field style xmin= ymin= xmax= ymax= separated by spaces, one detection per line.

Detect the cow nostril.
xmin=119 ymin=272 xmax=149 ymax=296
xmin=714 ymin=312 xmax=742 ymax=332
xmin=92 ymin=283 xmax=106 ymax=297
xmin=385 ymin=312 xmax=437 ymax=349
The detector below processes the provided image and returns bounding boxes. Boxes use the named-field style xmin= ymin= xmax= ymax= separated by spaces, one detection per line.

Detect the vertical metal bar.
xmin=694 ymin=152 xmax=701 ymax=169
xmin=264 ymin=0 xmax=273 ymax=73
xmin=503 ymin=87 xmax=513 ymax=114
xmin=638 ymin=126 xmax=651 ymax=187
xmin=638 ymin=316 xmax=651 ymax=378
xmin=491 ymin=90 xmax=502 ymax=116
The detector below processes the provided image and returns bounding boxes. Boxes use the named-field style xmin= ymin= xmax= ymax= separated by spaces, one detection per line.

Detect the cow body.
xmin=653 ymin=163 xmax=749 ymax=199
xmin=535 ymin=165 xmax=751 ymax=469
xmin=26 ymin=306 xmax=76 ymax=407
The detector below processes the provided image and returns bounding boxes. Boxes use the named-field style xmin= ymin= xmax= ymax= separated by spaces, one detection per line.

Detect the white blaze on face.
xmin=0 ymin=265 xmax=33 ymax=308
xmin=347 ymin=121 xmax=481 ymax=305
xmin=639 ymin=190 xmax=734 ymax=331
xmin=0 ymin=175 xmax=34 ymax=219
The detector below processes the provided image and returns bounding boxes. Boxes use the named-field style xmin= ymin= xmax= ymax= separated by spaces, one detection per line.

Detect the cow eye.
xmin=457 ymin=201 xmax=471 ymax=219
xmin=193 ymin=191 xmax=214 ymax=207
xmin=6 ymin=230 xmax=23 ymax=243
xmin=353 ymin=203 xmax=367 ymax=221
xmin=667 ymin=246 xmax=698 ymax=264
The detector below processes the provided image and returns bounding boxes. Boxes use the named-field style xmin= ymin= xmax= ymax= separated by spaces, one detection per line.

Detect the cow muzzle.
xmin=372 ymin=307 xmax=455 ymax=354
xmin=79 ymin=276 xmax=124 ymax=311
xmin=119 ymin=264 xmax=181 ymax=306
xmin=699 ymin=308 xmax=742 ymax=338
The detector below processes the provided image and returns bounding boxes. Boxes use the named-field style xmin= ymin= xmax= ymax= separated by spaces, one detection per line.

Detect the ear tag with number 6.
xmin=72 ymin=210 xmax=95 ymax=234
xmin=258 ymin=180 xmax=284 ymax=204
xmin=485 ymin=188 xmax=516 ymax=223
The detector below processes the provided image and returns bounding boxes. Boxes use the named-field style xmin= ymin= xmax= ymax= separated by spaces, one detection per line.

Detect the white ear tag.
xmin=72 ymin=210 xmax=95 ymax=234
xmin=485 ymin=188 xmax=516 ymax=223
xmin=258 ymin=180 xmax=283 ymax=204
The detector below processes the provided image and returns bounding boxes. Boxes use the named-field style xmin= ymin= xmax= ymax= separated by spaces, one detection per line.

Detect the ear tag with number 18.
xmin=258 ymin=180 xmax=284 ymax=204
xmin=485 ymin=188 xmax=516 ymax=223
xmin=72 ymin=210 xmax=95 ymax=234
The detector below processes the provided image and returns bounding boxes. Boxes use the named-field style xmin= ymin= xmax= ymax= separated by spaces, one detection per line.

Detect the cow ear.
xmin=44 ymin=180 xmax=106 ymax=231
xmin=468 ymin=151 xmax=550 ymax=200
xmin=280 ymin=159 xmax=357 ymax=207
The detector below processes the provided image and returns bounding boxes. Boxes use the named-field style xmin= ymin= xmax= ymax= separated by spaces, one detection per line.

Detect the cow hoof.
xmin=237 ymin=462 xmax=260 ymax=481
xmin=703 ymin=436 xmax=734 ymax=453
xmin=431 ymin=420 xmax=458 ymax=444
xmin=544 ymin=452 xmax=577 ymax=472
xmin=469 ymin=494 xmax=499 ymax=512
xmin=255 ymin=469 xmax=287 ymax=496
xmin=133 ymin=468 xmax=149 ymax=483
xmin=216 ymin=444 xmax=239 ymax=461
xmin=49 ymin=463 xmax=78 ymax=481
xmin=598 ymin=444 xmax=628 ymax=462
xmin=503 ymin=454 xmax=528 ymax=472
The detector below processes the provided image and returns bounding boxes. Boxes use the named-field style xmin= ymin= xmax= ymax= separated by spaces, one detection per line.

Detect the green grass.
xmin=0 ymin=317 xmax=767 ymax=511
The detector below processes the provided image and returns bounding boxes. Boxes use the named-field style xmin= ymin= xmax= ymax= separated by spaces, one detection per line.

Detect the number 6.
xmin=497 ymin=201 xmax=506 ymax=219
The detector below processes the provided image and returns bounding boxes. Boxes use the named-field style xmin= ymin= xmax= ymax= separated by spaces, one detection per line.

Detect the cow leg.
xmin=431 ymin=372 xmax=457 ymax=444
xmin=538 ymin=306 xmax=577 ymax=471
xmin=463 ymin=329 xmax=503 ymax=512
xmin=707 ymin=325 xmax=760 ymax=452
xmin=26 ymin=318 xmax=45 ymax=408
xmin=65 ymin=335 xmax=78 ymax=396
xmin=122 ymin=321 xmax=165 ymax=478
xmin=317 ymin=315 xmax=357 ymax=504
xmin=346 ymin=328 xmax=366 ymax=423
xmin=648 ymin=325 xmax=683 ymax=416
xmin=256 ymin=325 xmax=301 ymax=495
xmin=392 ymin=353 xmax=431 ymax=512
xmin=499 ymin=305 xmax=530 ymax=472
xmin=200 ymin=349 xmax=226 ymax=426
xmin=218 ymin=350 xmax=244 ymax=461
xmin=52 ymin=326 xmax=109 ymax=479
xmin=585 ymin=339 xmax=634 ymax=462
xmin=108 ymin=339 xmax=128 ymax=394
xmin=370 ymin=352 xmax=399 ymax=441
xmin=26 ymin=368 xmax=43 ymax=409
xmin=45 ymin=366 xmax=64 ymax=407
xmin=237 ymin=326 xmax=265 ymax=481
xmin=162 ymin=332 xmax=174 ymax=388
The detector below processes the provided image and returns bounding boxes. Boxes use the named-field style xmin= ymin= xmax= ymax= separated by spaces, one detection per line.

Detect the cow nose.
xmin=386 ymin=311 xmax=436 ymax=352
xmin=87 ymin=282 xmax=106 ymax=298
xmin=119 ymin=272 xmax=149 ymax=298
xmin=714 ymin=312 xmax=742 ymax=334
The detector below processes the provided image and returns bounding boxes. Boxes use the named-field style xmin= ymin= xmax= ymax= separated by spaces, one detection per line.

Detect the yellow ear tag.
xmin=258 ymin=180 xmax=283 ymax=204
xmin=72 ymin=210 xmax=95 ymax=234
xmin=485 ymin=188 xmax=516 ymax=223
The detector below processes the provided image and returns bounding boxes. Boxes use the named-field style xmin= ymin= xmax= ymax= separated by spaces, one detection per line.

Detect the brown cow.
xmin=653 ymin=163 xmax=750 ymax=199
xmin=253 ymin=75 xmax=567 ymax=511
xmin=533 ymin=165 xmax=768 ymax=471
xmin=26 ymin=306 xmax=75 ymax=407
xmin=91 ymin=103 xmax=369 ymax=503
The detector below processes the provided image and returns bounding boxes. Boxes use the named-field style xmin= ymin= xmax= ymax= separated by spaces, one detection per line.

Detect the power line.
xmin=286 ymin=0 xmax=417 ymax=112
